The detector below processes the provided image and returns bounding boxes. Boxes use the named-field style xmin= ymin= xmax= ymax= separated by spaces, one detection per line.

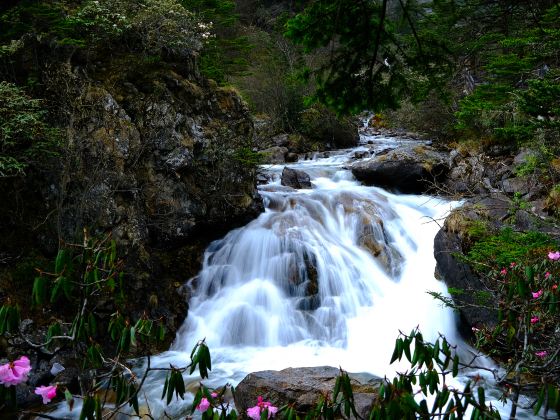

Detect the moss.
xmin=545 ymin=184 xmax=560 ymax=217
xmin=467 ymin=227 xmax=557 ymax=270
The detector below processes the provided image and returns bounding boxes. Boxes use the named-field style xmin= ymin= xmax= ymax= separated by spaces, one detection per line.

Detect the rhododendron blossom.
xmin=530 ymin=316 xmax=539 ymax=324
xmin=535 ymin=351 xmax=548 ymax=358
xmin=34 ymin=385 xmax=57 ymax=404
xmin=196 ymin=397 xmax=211 ymax=412
xmin=0 ymin=356 xmax=31 ymax=386
xmin=247 ymin=396 xmax=278 ymax=420
xmin=500 ymin=268 xmax=507 ymax=275
xmin=548 ymin=251 xmax=560 ymax=260
xmin=532 ymin=290 xmax=543 ymax=299
xmin=545 ymin=272 xmax=552 ymax=279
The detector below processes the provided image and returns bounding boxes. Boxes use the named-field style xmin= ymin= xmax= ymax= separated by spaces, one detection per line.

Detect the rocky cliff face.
xmin=2 ymin=56 xmax=263 ymax=347
xmin=60 ymin=63 xmax=263 ymax=341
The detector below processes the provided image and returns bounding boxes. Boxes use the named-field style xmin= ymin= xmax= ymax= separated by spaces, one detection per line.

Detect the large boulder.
xmin=281 ymin=167 xmax=312 ymax=189
xmin=234 ymin=366 xmax=382 ymax=418
xmin=434 ymin=226 xmax=498 ymax=333
xmin=351 ymin=145 xmax=449 ymax=193
xmin=433 ymin=204 xmax=505 ymax=333
xmin=261 ymin=146 xmax=289 ymax=164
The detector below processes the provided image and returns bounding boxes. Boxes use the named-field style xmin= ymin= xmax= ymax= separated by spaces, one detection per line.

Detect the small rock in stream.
xmin=281 ymin=167 xmax=312 ymax=189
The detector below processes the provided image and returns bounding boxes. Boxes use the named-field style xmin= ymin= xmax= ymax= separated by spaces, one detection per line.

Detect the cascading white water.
xmin=131 ymin=132 xmax=504 ymax=419
xmin=44 ymin=128 xmax=535 ymax=419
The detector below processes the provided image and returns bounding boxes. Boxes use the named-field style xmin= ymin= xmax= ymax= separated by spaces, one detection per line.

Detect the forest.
xmin=1 ymin=0 xmax=560 ymax=419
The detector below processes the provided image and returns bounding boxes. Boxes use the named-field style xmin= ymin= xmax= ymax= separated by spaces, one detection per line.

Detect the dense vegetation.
xmin=1 ymin=0 xmax=560 ymax=418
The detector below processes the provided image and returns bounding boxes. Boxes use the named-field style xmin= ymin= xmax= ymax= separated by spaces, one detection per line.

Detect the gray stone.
xmin=513 ymin=148 xmax=537 ymax=166
xmin=281 ymin=167 xmax=312 ymax=189
xmin=352 ymin=145 xmax=448 ymax=194
xmin=434 ymin=224 xmax=498 ymax=332
xmin=271 ymin=133 xmax=290 ymax=147
xmin=261 ymin=146 xmax=288 ymax=164
xmin=234 ymin=366 xmax=382 ymax=419
xmin=285 ymin=152 xmax=299 ymax=163
xmin=164 ymin=147 xmax=193 ymax=171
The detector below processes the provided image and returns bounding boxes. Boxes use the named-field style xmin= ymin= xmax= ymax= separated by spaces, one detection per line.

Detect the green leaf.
xmin=452 ymin=355 xmax=459 ymax=377
xmin=61 ymin=276 xmax=73 ymax=300
xmin=333 ymin=376 xmax=341 ymax=399
xmin=403 ymin=340 xmax=412 ymax=362
xmin=50 ymin=277 xmax=63 ymax=303
xmin=161 ymin=374 xmax=169 ymax=400
xmin=525 ymin=265 xmax=534 ymax=283
xmin=477 ymin=387 xmax=485 ymax=407
xmin=158 ymin=323 xmax=166 ymax=341
xmin=94 ymin=396 xmax=102 ymax=420
xmin=32 ymin=276 xmax=48 ymax=306
xmin=390 ymin=343 xmax=400 ymax=364
xmin=175 ymin=371 xmax=185 ymax=399
xmin=0 ymin=306 xmax=7 ymax=334
xmin=166 ymin=372 xmax=175 ymax=404
xmin=55 ymin=249 xmax=66 ymax=273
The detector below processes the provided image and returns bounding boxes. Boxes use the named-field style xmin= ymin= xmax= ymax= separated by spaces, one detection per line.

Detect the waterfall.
xmin=44 ymin=133 xmax=532 ymax=419
xmin=132 ymin=134 xmax=485 ymax=418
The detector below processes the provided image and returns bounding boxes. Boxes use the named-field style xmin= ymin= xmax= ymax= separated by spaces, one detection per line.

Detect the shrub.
xmin=0 ymin=82 xmax=60 ymax=177
xmin=67 ymin=0 xmax=205 ymax=56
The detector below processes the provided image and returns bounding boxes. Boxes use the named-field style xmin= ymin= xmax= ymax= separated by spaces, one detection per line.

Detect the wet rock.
xmin=285 ymin=152 xmax=299 ymax=163
xmin=357 ymin=215 xmax=402 ymax=277
xmin=352 ymin=145 xmax=449 ymax=194
xmin=433 ymin=207 xmax=499 ymax=333
xmin=259 ymin=184 xmax=296 ymax=193
xmin=234 ymin=366 xmax=382 ymax=418
xmin=256 ymin=173 xmax=270 ymax=185
xmin=434 ymin=226 xmax=498 ymax=332
xmin=261 ymin=146 xmax=288 ymax=164
xmin=281 ymin=167 xmax=312 ymax=189
xmin=353 ymin=150 xmax=369 ymax=159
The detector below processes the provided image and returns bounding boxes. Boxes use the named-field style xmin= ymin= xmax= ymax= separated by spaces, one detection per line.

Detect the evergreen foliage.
xmin=0 ymin=81 xmax=60 ymax=177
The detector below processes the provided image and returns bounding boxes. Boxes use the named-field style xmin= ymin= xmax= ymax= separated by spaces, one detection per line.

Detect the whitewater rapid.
xmin=44 ymin=128 xmax=538 ymax=419
xmin=130 ymin=131 xmax=493 ymax=418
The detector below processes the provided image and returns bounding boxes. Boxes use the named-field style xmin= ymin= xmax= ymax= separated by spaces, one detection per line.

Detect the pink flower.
xmin=500 ymin=268 xmax=507 ymax=275
xmin=247 ymin=396 xmax=278 ymax=420
xmin=34 ymin=385 xmax=57 ymax=404
xmin=211 ymin=392 xmax=218 ymax=398
xmin=247 ymin=405 xmax=262 ymax=420
xmin=531 ymin=316 xmax=539 ymax=324
xmin=196 ymin=397 xmax=211 ymax=412
xmin=532 ymin=290 xmax=543 ymax=299
xmin=0 ymin=356 xmax=31 ymax=387
xmin=510 ymin=262 xmax=517 ymax=268
xmin=553 ymin=285 xmax=558 ymax=291
xmin=545 ymin=272 xmax=552 ymax=279
xmin=535 ymin=351 xmax=548 ymax=358
xmin=548 ymin=251 xmax=560 ymax=260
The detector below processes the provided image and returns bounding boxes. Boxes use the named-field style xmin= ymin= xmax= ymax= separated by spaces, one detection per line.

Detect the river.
xmin=136 ymin=128 xmax=511 ymax=418
xmin=47 ymin=127 xmax=524 ymax=418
